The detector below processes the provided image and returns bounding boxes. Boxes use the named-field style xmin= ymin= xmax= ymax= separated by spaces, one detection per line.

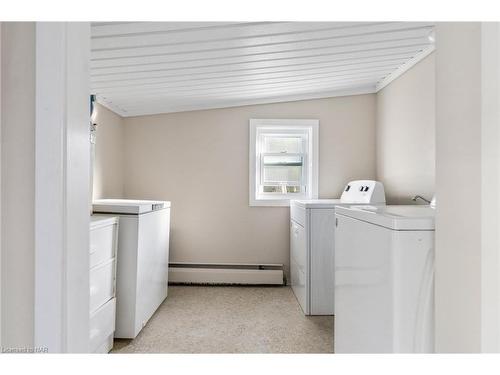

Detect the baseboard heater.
xmin=168 ymin=262 xmax=285 ymax=286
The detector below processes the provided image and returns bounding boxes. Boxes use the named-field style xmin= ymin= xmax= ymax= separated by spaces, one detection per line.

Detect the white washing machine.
xmin=93 ymin=199 xmax=171 ymax=339
xmin=334 ymin=205 xmax=435 ymax=353
xmin=289 ymin=180 xmax=386 ymax=315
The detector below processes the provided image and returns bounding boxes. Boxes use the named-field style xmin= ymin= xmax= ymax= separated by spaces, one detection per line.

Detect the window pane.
xmin=263 ymin=165 xmax=302 ymax=183
xmin=262 ymin=155 xmax=303 ymax=166
xmin=286 ymin=186 xmax=301 ymax=193
xmin=262 ymin=185 xmax=302 ymax=193
xmin=263 ymin=136 xmax=303 ymax=153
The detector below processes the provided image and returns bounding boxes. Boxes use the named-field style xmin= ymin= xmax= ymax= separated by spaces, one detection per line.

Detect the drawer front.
xmin=90 ymin=260 xmax=115 ymax=313
xmin=290 ymin=203 xmax=307 ymax=227
xmin=90 ymin=298 xmax=116 ymax=352
xmin=90 ymin=224 xmax=117 ymax=268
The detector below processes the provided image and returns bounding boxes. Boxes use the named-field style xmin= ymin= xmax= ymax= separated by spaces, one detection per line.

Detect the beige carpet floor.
xmin=112 ymin=285 xmax=334 ymax=353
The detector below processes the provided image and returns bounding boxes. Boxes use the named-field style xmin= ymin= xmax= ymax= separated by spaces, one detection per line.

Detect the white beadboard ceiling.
xmin=91 ymin=22 xmax=435 ymax=117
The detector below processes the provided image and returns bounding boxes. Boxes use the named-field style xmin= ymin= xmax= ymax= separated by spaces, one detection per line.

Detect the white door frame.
xmin=0 ymin=21 xmax=2 ymax=350
xmin=34 ymin=22 xmax=91 ymax=353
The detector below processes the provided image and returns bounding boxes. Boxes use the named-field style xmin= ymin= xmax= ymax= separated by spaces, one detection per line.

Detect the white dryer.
xmin=289 ymin=180 xmax=386 ymax=315
xmin=334 ymin=205 xmax=435 ymax=353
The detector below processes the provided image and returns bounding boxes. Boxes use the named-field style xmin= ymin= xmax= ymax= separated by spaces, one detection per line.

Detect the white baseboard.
xmin=168 ymin=263 xmax=284 ymax=285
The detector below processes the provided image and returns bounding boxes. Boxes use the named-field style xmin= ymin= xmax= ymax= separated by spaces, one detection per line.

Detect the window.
xmin=249 ymin=119 xmax=319 ymax=206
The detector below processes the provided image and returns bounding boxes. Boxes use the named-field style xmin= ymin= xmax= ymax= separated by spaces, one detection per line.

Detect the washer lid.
xmin=336 ymin=205 xmax=435 ymax=230
xmin=291 ymin=199 xmax=342 ymax=208
xmin=93 ymin=199 xmax=171 ymax=214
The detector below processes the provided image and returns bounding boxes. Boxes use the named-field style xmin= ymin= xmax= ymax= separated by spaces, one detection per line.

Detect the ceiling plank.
xmin=90 ymin=28 xmax=432 ymax=69
xmin=91 ymin=22 xmax=390 ymax=51
xmin=108 ymin=82 xmax=378 ymax=114
xmin=90 ymin=52 xmax=415 ymax=84
xmin=100 ymin=85 xmax=376 ymax=117
xmin=91 ymin=22 xmax=432 ymax=59
xmin=101 ymin=76 xmax=384 ymax=103
xmin=91 ymin=62 xmax=402 ymax=90
xmin=91 ymin=43 xmax=428 ymax=76
xmin=95 ymin=68 xmax=394 ymax=95
xmin=92 ymin=22 xmax=238 ymax=37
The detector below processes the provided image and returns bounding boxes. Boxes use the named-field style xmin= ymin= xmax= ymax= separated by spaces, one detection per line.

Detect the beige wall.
xmin=435 ymin=23 xmax=483 ymax=352
xmin=434 ymin=22 xmax=500 ymax=353
xmin=376 ymin=53 xmax=436 ymax=204
xmin=1 ymin=22 xmax=36 ymax=348
xmin=93 ymin=103 xmax=124 ymax=200
xmin=120 ymin=95 xmax=376 ymax=275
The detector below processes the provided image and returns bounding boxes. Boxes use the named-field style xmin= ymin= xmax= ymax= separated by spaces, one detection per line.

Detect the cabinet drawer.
xmin=90 ymin=298 xmax=116 ymax=353
xmin=90 ymin=259 xmax=115 ymax=313
xmin=90 ymin=223 xmax=117 ymax=268
xmin=290 ymin=203 xmax=307 ymax=227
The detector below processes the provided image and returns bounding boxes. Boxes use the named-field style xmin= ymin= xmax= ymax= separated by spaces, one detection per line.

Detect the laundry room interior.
xmin=1 ymin=18 xmax=500 ymax=356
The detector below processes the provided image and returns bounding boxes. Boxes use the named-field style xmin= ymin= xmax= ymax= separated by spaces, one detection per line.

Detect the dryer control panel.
xmin=340 ymin=180 xmax=386 ymax=204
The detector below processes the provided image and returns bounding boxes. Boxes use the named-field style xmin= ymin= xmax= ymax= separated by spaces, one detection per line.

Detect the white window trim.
xmin=249 ymin=119 xmax=319 ymax=207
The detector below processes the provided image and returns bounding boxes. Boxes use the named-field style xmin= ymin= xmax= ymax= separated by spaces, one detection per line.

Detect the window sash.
xmin=262 ymin=135 xmax=304 ymax=154
xmin=260 ymin=155 xmax=305 ymax=184
xmin=257 ymin=134 xmax=308 ymax=196
xmin=261 ymin=153 xmax=304 ymax=166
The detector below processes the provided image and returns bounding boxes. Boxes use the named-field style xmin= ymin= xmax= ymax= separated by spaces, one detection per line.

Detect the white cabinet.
xmin=92 ymin=199 xmax=171 ymax=339
xmin=89 ymin=216 xmax=118 ymax=353
xmin=290 ymin=201 xmax=335 ymax=315
xmin=113 ymin=208 xmax=170 ymax=338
